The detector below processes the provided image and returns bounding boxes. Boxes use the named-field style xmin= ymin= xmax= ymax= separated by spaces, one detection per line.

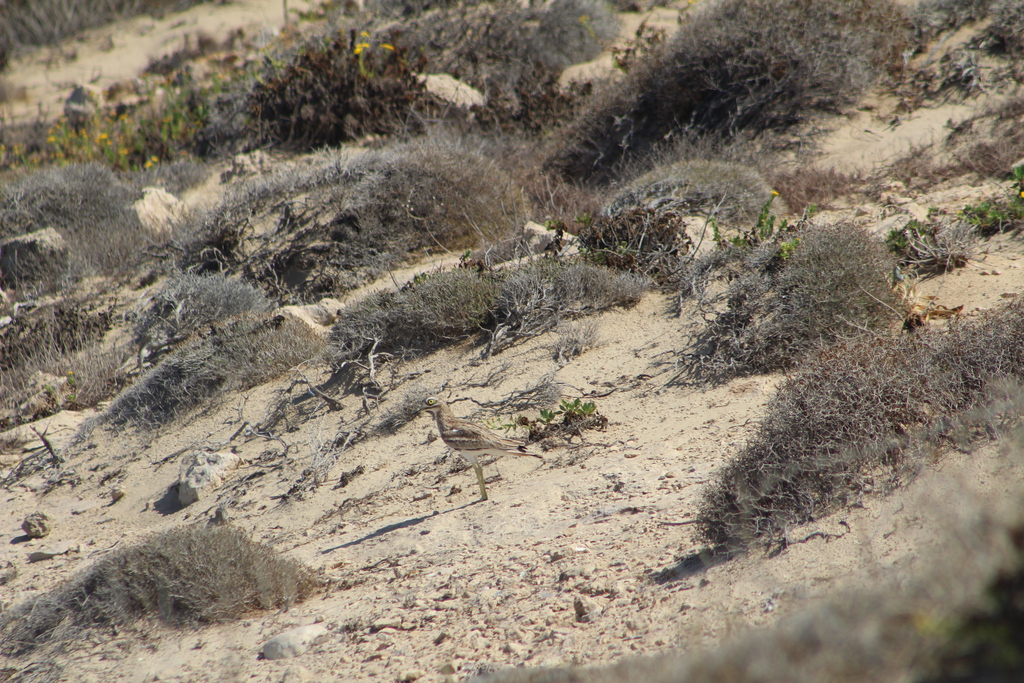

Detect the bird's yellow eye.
xmin=426 ymin=398 xmax=436 ymax=406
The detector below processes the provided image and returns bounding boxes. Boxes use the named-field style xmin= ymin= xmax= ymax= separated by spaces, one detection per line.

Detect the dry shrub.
xmin=546 ymin=0 xmax=907 ymax=184
xmin=0 ymin=525 xmax=320 ymax=658
xmin=328 ymin=260 xmax=648 ymax=367
xmin=236 ymin=35 xmax=442 ymax=151
xmin=696 ymin=297 xmax=1024 ymax=548
xmin=485 ymin=260 xmax=648 ymax=356
xmin=204 ymin=0 xmax=613 ymax=154
xmin=0 ymin=298 xmax=120 ymax=428
xmin=770 ymin=166 xmax=861 ymax=215
xmin=182 ymin=139 xmax=527 ymax=303
xmin=329 ymin=268 xmax=503 ymax=365
xmin=103 ymin=312 xmax=324 ymax=428
xmin=0 ymin=164 xmax=147 ymax=285
xmin=606 ymin=160 xmax=776 ymax=224
xmin=132 ymin=272 xmax=270 ymax=361
xmin=575 ymin=209 xmax=694 ymax=284
xmin=554 ymin=320 xmax=600 ymax=362
xmin=686 ymin=221 xmax=898 ymax=379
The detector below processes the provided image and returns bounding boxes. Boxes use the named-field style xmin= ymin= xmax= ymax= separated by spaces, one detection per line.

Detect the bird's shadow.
xmin=320 ymin=499 xmax=480 ymax=553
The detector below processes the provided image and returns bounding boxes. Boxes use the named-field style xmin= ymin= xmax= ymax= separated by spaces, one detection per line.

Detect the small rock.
xmin=22 ymin=512 xmax=51 ymax=539
xmin=503 ymin=642 xmax=528 ymax=656
xmin=27 ymin=542 xmax=77 ymax=563
xmin=110 ymin=488 xmax=126 ymax=504
xmin=574 ymin=596 xmax=600 ymax=622
xmin=398 ymin=670 xmax=424 ymax=682
xmin=281 ymin=665 xmax=312 ymax=683
xmin=261 ymin=624 xmax=327 ymax=660
xmin=417 ymin=73 xmax=485 ymax=108
xmin=133 ymin=187 xmax=187 ymax=240
xmin=991 ymin=269 xmax=1001 ymax=276
xmin=178 ymin=450 xmax=240 ymax=507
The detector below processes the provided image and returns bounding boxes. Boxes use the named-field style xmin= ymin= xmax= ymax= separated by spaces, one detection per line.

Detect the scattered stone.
xmin=27 ymin=542 xmax=78 ymax=563
xmin=503 ymin=642 xmax=528 ymax=656
xmin=0 ymin=227 xmax=71 ymax=289
xmin=398 ymin=670 xmax=424 ymax=682
xmin=417 ymin=74 xmax=485 ymax=108
xmin=261 ymin=624 xmax=328 ymax=660
xmin=574 ymin=596 xmax=601 ymax=622
xmin=275 ymin=298 xmax=344 ymax=335
xmin=178 ymin=450 xmax=241 ymax=507
xmin=22 ymin=512 xmax=51 ymax=538
xmin=208 ymin=504 xmax=230 ymax=526
xmin=433 ymin=631 xmax=449 ymax=646
xmin=110 ymin=488 xmax=126 ymax=504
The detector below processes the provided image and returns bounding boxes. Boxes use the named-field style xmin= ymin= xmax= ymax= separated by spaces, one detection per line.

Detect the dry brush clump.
xmin=202 ymin=0 xmax=613 ymax=154
xmin=328 ymin=260 xmax=648 ymax=369
xmin=0 ymin=525 xmax=320 ymax=658
xmin=695 ymin=297 xmax=1024 ymax=548
xmin=684 ymin=221 xmax=899 ymax=380
xmin=182 ymin=139 xmax=528 ymax=303
xmin=546 ymin=0 xmax=907 ymax=184
xmin=132 ymin=271 xmax=270 ymax=364
xmin=103 ymin=312 xmax=324 ymax=428
xmin=0 ymin=298 xmax=125 ymax=429
xmin=0 ymin=163 xmax=148 ymax=287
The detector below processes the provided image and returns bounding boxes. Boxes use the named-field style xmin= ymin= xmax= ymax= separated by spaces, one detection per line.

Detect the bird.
xmin=419 ymin=396 xmax=541 ymax=501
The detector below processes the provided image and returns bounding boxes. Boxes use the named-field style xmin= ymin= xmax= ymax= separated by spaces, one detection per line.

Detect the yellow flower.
xmin=381 ymin=43 xmax=395 ymax=51
xmin=1020 ymin=190 xmax=1024 ymax=198
xmin=360 ymin=31 xmax=370 ymax=37
xmin=354 ymin=42 xmax=370 ymax=55
xmin=47 ymin=136 xmax=56 ymax=143
xmin=151 ymin=156 xmax=159 ymax=162
xmin=98 ymin=132 xmax=108 ymax=140
xmin=119 ymin=148 xmax=128 ymax=155
xmin=771 ymin=190 xmax=780 ymax=196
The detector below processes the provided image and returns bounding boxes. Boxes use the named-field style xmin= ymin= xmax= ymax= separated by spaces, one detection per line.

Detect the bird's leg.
xmin=474 ymin=463 xmax=488 ymax=501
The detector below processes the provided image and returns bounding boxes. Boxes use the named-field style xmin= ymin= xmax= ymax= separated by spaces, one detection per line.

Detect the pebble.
xmin=574 ymin=596 xmax=601 ymax=622
xmin=110 ymin=488 xmax=126 ymax=504
xmin=261 ymin=624 xmax=327 ymax=660
xmin=22 ymin=512 xmax=51 ymax=538
xmin=397 ymin=670 xmax=423 ymax=682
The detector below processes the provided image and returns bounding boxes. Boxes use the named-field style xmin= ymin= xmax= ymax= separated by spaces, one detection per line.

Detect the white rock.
xmin=178 ymin=450 xmax=240 ymax=507
xmin=275 ymin=298 xmax=344 ymax=335
xmin=417 ymin=74 xmax=485 ymax=108
xmin=261 ymin=624 xmax=328 ymax=660
xmin=133 ymin=187 xmax=187 ymax=240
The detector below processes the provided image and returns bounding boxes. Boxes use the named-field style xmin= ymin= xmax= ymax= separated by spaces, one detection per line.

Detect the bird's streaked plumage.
xmin=419 ymin=396 xmax=541 ymax=501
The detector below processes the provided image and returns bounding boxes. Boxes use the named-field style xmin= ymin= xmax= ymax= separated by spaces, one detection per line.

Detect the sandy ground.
xmin=3 ymin=3 xmax=1024 ymax=683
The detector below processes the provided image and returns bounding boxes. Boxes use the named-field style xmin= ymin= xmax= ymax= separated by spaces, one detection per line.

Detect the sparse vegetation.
xmin=0 ymin=525 xmax=320 ymax=657
xmin=132 ymin=272 xmax=270 ymax=365
xmin=0 ymin=164 xmax=147 ymax=284
xmin=683 ymin=220 xmax=898 ymax=380
xmin=885 ymin=217 xmax=979 ymax=271
xmin=547 ymin=0 xmax=907 ymax=183
xmin=696 ymin=297 xmax=1024 ymax=548
xmin=182 ymin=139 xmax=528 ymax=303
xmin=0 ymin=298 xmax=124 ymax=428
xmin=103 ymin=312 xmax=324 ymax=428
xmin=328 ymin=260 xmax=648 ymax=369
